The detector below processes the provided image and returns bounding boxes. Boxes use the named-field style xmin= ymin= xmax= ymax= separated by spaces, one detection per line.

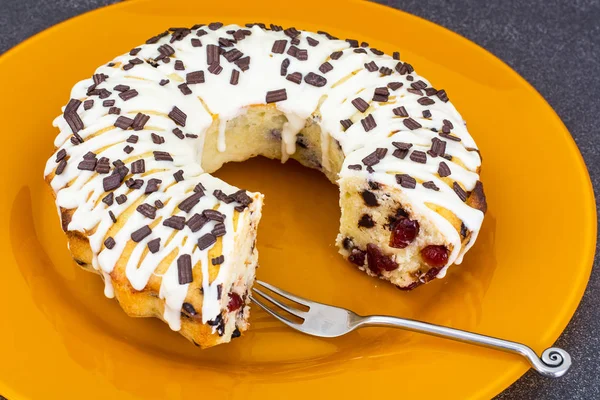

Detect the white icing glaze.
xmin=45 ymin=23 xmax=484 ymax=335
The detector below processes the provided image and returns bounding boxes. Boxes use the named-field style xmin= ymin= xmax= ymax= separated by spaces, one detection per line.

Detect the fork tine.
xmin=252 ymin=287 xmax=307 ymax=319
xmin=255 ymin=280 xmax=312 ymax=307
xmin=249 ymin=295 xmax=302 ymax=329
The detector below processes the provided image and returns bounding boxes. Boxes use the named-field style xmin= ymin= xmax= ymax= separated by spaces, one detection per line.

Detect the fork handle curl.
xmin=358 ymin=316 xmax=571 ymax=378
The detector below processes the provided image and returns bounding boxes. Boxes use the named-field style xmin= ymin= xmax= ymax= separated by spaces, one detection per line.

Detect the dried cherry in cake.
xmin=366 ymin=243 xmax=398 ymax=274
xmin=227 ymin=292 xmax=243 ymax=312
xmin=421 ymin=245 xmax=449 ymax=267
xmin=389 ymin=217 xmax=419 ymax=248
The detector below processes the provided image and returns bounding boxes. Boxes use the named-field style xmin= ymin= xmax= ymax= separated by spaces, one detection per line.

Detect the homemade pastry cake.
xmin=44 ymin=22 xmax=486 ymax=348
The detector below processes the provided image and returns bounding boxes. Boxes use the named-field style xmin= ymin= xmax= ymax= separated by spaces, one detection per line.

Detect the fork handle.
xmin=358 ymin=315 xmax=571 ymax=378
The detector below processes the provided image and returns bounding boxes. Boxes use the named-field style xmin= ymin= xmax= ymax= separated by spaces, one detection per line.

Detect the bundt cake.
xmin=44 ymin=22 xmax=486 ymax=348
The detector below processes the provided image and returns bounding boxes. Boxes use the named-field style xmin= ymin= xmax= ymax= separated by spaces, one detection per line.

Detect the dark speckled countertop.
xmin=1 ymin=0 xmax=598 ymax=398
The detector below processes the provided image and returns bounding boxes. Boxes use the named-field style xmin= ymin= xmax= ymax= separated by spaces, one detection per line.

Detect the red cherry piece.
xmin=389 ymin=217 xmax=420 ymax=248
xmin=227 ymin=292 xmax=243 ymax=312
xmin=421 ymin=245 xmax=449 ymax=267
xmin=366 ymin=243 xmax=398 ymax=274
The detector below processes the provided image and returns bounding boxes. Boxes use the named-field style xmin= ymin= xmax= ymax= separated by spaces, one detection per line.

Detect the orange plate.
xmin=0 ymin=0 xmax=596 ymax=399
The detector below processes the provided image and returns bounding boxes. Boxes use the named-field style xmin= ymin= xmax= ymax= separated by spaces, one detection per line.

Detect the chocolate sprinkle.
xmin=392 ymin=148 xmax=409 ymax=159
xmin=362 ymin=150 xmax=381 ymax=166
xmin=159 ymin=79 xmax=169 ymax=86
xmin=208 ymin=63 xmax=223 ymax=75
xmin=212 ymin=255 xmax=225 ymax=265
xmin=191 ymin=38 xmax=202 ymax=47
xmin=266 ymin=88 xmax=287 ymax=103
xmin=423 ymin=181 xmax=440 ymax=191
xmin=83 ymin=99 xmax=94 ymax=110
xmin=393 ymin=51 xmax=400 ymax=60
xmin=177 ymin=254 xmax=193 ymax=285
xmin=127 ymin=135 xmax=139 ymax=143
xmin=418 ymin=97 xmax=435 ymax=106
xmin=104 ymin=237 xmax=116 ymax=249
xmin=373 ymin=87 xmax=389 ymax=102
xmin=78 ymin=159 xmax=97 ymax=171
xmin=437 ymin=89 xmax=449 ymax=102
xmin=380 ymin=66 xmax=393 ymax=76
xmin=168 ymin=106 xmax=187 ymax=126
xmin=423 ymin=110 xmax=432 ymax=118
xmin=453 ymin=182 xmax=468 ymax=202
xmin=330 ymin=51 xmax=343 ymax=60
xmin=126 ymin=178 xmax=143 ymax=189
xmin=174 ymin=60 xmax=185 ymax=71
xmin=319 ymin=62 xmax=333 ymax=74
xmin=108 ymin=107 xmax=121 ymax=115
xmin=145 ymin=178 xmax=161 ymax=194
xmin=340 ymin=119 xmax=353 ymax=131
xmin=230 ymin=69 xmax=240 ymax=85
xmin=155 ymin=200 xmax=164 ymax=209
xmin=187 ymin=213 xmax=209 ymax=232
xmin=123 ymin=145 xmax=134 ymax=154
xmin=272 ymin=39 xmax=287 ymax=54
xmin=55 ymin=149 xmax=67 ymax=163
xmin=351 ymin=97 xmax=369 ymax=112
xmin=440 ymin=132 xmax=461 ymax=142
xmin=307 ymin=37 xmax=319 ymax=46
xmin=178 ymin=83 xmax=192 ymax=95
xmin=132 ymin=113 xmax=150 ymax=130
xmin=178 ymin=192 xmax=203 ymax=212
xmin=55 ymin=160 xmax=67 ymax=175
xmin=396 ymin=174 xmax=417 ymax=189
xmin=102 ymin=192 xmax=114 ymax=206
xmin=137 ymin=203 xmax=157 ymax=219
xmin=348 ymin=164 xmax=362 ymax=170
xmin=147 ymin=238 xmax=161 ymax=254
xmin=280 ymin=58 xmax=290 ymax=76
xmin=131 ymin=225 xmax=152 ymax=242
xmin=186 ymin=70 xmax=205 ymax=84
xmin=403 ymin=118 xmax=422 ymax=130
xmin=152 ymin=133 xmax=165 ymax=144
xmin=171 ymin=129 xmax=183 ymax=140
xmin=197 ymin=233 xmax=217 ymax=250
xmin=206 ymin=45 xmax=219 ymax=64
xmin=223 ymin=49 xmax=243 ymax=62
xmin=173 ymin=170 xmax=184 ymax=182
xmin=304 ymin=72 xmax=327 ymax=87
xmin=410 ymin=150 xmax=427 ymax=164
xmin=364 ymin=61 xmax=378 ymax=72
xmin=116 ymin=194 xmax=127 ymax=205
xmin=213 ymin=190 xmax=234 ymax=204
xmin=131 ymin=159 xmax=145 ymax=174
xmin=163 ymin=216 xmax=186 ymax=230
xmin=361 ymin=114 xmax=377 ymax=132
xmin=119 ymin=89 xmax=138 ymax=101
xmin=212 ymin=223 xmax=227 ymax=237
xmin=203 ymin=209 xmax=225 ymax=222
xmin=430 ymin=137 xmax=447 ymax=157
xmin=388 ymin=82 xmax=403 ymax=91
xmin=153 ymin=151 xmax=173 ymax=161
xmin=108 ymin=210 xmax=117 ymax=223
xmin=234 ymin=56 xmax=250 ymax=71
xmin=286 ymin=72 xmax=302 ymax=84
xmin=393 ymin=106 xmax=409 ymax=117
xmin=206 ymin=44 xmax=220 ymax=65
xmin=438 ymin=161 xmax=451 ymax=177
xmin=103 ymin=174 xmax=121 ymax=191
xmin=208 ymin=22 xmax=223 ymax=30
xmin=114 ymin=116 xmax=134 ymax=129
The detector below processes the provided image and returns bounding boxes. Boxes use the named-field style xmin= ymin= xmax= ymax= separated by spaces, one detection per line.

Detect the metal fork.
xmin=251 ymin=280 xmax=571 ymax=378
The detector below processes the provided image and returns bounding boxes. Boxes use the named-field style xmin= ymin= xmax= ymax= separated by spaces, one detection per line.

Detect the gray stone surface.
xmin=0 ymin=0 xmax=598 ymax=398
